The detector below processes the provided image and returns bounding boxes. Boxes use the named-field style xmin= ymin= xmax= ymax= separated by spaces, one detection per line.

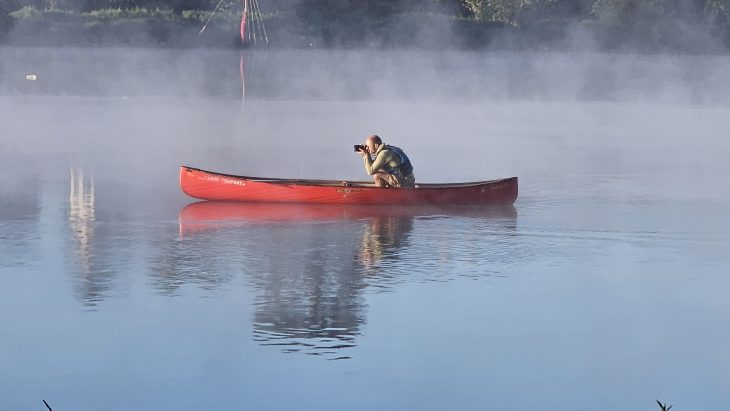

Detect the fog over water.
xmin=1 ymin=47 xmax=730 ymax=410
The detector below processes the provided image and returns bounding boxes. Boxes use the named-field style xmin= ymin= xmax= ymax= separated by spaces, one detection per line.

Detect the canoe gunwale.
xmin=182 ymin=166 xmax=516 ymax=189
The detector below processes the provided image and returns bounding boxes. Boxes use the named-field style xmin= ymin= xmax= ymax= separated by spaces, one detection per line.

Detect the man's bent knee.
xmin=373 ymin=173 xmax=392 ymax=187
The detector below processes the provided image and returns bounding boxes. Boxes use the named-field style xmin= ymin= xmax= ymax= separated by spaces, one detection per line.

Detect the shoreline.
xmin=2 ymin=8 xmax=729 ymax=54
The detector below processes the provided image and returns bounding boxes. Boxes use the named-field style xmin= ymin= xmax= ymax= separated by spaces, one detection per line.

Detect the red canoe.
xmin=179 ymin=166 xmax=518 ymax=205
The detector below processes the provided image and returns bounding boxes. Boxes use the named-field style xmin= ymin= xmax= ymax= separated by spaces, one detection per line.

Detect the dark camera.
xmin=354 ymin=144 xmax=366 ymax=152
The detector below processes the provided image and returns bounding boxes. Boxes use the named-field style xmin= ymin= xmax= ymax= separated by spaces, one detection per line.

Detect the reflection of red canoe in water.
xmin=179 ymin=201 xmax=518 ymax=224
xmin=180 ymin=166 xmax=518 ymax=205
xmin=178 ymin=201 xmax=517 ymax=236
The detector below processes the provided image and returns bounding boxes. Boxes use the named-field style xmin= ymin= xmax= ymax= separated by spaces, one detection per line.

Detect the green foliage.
xmin=705 ymin=0 xmax=730 ymax=24
xmin=8 ymin=4 xmax=42 ymax=17
xmin=2 ymin=0 xmax=730 ymax=50
xmin=84 ymin=7 xmax=171 ymax=19
xmin=462 ymin=0 xmax=486 ymax=20
xmin=1 ymin=0 xmax=50 ymax=13
xmin=180 ymin=8 xmax=238 ymax=23
xmin=591 ymin=0 xmax=729 ymax=26
xmin=462 ymin=0 xmax=563 ymax=25
xmin=591 ymin=0 xmax=667 ymax=26
xmin=180 ymin=8 xmax=204 ymax=21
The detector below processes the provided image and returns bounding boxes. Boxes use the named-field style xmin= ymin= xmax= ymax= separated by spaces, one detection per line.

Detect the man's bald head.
xmin=366 ymin=135 xmax=382 ymax=145
xmin=364 ymin=134 xmax=383 ymax=154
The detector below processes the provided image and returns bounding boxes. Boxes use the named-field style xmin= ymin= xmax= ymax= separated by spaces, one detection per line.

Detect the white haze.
xmin=1 ymin=47 xmax=730 ymax=207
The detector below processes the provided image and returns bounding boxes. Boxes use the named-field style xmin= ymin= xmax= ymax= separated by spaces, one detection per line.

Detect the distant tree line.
xmin=2 ymin=0 xmax=730 ymax=50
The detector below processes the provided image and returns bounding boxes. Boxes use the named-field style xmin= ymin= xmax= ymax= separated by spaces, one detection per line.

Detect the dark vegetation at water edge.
xmin=1 ymin=0 xmax=730 ymax=51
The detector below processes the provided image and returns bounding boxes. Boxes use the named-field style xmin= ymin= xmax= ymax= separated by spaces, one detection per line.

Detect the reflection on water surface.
xmin=67 ymin=168 xmax=106 ymax=306
xmin=171 ymin=201 xmax=518 ymax=358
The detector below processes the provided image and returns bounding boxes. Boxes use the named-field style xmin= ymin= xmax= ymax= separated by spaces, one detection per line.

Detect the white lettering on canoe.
xmin=482 ymin=183 xmax=508 ymax=194
xmin=221 ymin=178 xmax=246 ymax=186
xmin=202 ymin=175 xmax=245 ymax=186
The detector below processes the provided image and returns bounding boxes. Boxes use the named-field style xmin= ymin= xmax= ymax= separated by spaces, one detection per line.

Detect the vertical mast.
xmin=240 ymin=0 xmax=250 ymax=43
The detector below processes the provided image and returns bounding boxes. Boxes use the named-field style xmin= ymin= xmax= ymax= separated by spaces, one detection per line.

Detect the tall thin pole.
xmin=240 ymin=0 xmax=250 ymax=43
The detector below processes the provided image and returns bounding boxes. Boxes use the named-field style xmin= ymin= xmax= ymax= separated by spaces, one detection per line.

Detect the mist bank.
xmin=1 ymin=0 xmax=730 ymax=52
xmin=4 ymin=48 xmax=730 ymax=107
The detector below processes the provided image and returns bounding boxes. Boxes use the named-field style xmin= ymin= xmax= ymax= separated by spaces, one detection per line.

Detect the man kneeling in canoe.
xmin=356 ymin=134 xmax=415 ymax=188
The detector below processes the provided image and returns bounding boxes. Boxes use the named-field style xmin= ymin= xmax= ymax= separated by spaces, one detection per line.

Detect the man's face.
xmin=365 ymin=139 xmax=378 ymax=154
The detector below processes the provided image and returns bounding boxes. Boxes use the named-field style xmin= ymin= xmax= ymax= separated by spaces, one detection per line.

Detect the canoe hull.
xmin=179 ymin=166 xmax=518 ymax=205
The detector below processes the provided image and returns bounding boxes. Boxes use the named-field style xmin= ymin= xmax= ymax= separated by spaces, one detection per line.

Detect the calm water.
xmin=1 ymin=47 xmax=730 ymax=411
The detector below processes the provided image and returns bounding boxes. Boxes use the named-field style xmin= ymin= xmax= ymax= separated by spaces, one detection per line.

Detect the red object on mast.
xmin=240 ymin=0 xmax=249 ymax=43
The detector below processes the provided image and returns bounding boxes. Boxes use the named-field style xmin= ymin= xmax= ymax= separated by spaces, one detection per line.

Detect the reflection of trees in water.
xmin=357 ymin=215 xmax=414 ymax=277
xmin=66 ymin=169 xmax=137 ymax=308
xmin=165 ymin=215 xmax=413 ymax=359
xmin=246 ymin=216 xmax=415 ymax=359
xmin=165 ymin=205 xmax=520 ymax=359
xmin=67 ymin=168 xmax=109 ymax=307
xmin=69 ymin=168 xmax=95 ymax=269
xmin=245 ymin=221 xmax=372 ymax=360
xmin=356 ymin=209 xmax=520 ymax=288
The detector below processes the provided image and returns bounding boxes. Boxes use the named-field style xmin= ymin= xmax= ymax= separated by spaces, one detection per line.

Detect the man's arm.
xmin=363 ymin=151 xmax=390 ymax=175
